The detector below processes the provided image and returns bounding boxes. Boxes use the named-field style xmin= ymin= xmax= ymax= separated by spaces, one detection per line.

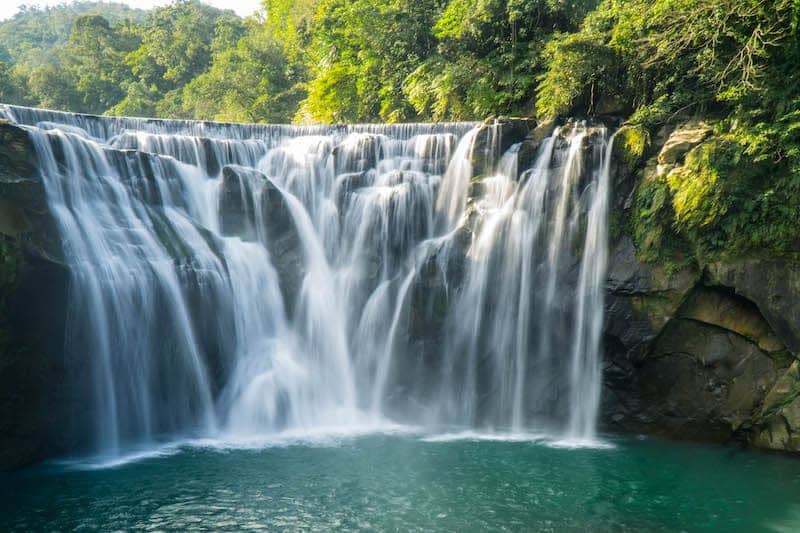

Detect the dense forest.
xmin=1 ymin=0 xmax=799 ymax=264
xmin=0 ymin=0 xmax=601 ymax=122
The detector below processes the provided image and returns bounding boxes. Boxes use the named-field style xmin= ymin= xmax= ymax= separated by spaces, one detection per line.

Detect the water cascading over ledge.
xmin=0 ymin=104 xmax=613 ymax=460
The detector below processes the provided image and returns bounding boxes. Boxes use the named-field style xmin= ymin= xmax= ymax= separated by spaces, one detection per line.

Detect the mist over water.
xmin=1 ymin=104 xmax=613 ymax=459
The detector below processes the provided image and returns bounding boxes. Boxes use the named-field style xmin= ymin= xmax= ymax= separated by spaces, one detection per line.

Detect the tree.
xmin=62 ymin=15 xmax=141 ymax=114
xmin=404 ymin=0 xmax=598 ymax=120
xmin=181 ymin=23 xmax=303 ymax=123
xmin=300 ymin=0 xmax=443 ymax=122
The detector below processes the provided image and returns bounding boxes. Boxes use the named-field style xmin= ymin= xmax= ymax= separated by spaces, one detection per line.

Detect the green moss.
xmin=669 ymin=136 xmax=800 ymax=261
xmin=617 ymin=125 xmax=649 ymax=161
xmin=631 ymin=131 xmax=800 ymax=269
xmin=630 ymin=171 xmax=695 ymax=272
xmin=611 ymin=124 xmax=650 ymax=186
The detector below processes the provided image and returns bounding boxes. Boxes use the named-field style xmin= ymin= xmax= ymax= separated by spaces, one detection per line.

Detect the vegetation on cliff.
xmin=542 ymin=0 xmax=800 ymax=264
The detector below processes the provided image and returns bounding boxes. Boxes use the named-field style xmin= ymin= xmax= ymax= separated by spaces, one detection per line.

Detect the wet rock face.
xmin=470 ymin=117 xmax=535 ymax=176
xmin=602 ymin=253 xmax=795 ymax=447
xmin=707 ymin=260 xmax=800 ymax=355
xmin=754 ymin=362 xmax=800 ymax=451
xmin=219 ymin=165 xmax=305 ymax=315
xmin=605 ymin=237 xmax=699 ymax=358
xmin=219 ymin=166 xmax=259 ymax=240
xmin=0 ymin=122 xmax=79 ymax=470
xmin=333 ymin=134 xmax=383 ymax=174
xmin=629 ymin=318 xmax=779 ymax=441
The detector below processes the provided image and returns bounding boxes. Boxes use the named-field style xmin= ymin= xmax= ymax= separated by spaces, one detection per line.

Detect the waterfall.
xmin=1 ymin=104 xmax=613 ymax=456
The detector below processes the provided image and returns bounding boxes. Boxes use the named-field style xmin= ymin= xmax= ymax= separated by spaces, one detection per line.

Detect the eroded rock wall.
xmin=602 ymin=121 xmax=800 ymax=452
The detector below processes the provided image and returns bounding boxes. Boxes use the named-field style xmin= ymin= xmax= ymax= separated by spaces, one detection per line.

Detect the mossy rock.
xmin=612 ymin=124 xmax=649 ymax=179
xmin=0 ymin=120 xmax=36 ymax=181
xmin=656 ymin=121 xmax=713 ymax=167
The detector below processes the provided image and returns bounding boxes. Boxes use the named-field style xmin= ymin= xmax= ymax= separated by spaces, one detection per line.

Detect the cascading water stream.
xmin=1 ymin=103 xmax=614 ymax=458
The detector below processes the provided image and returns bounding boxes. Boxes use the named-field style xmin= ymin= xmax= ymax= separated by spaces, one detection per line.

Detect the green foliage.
xmin=631 ymin=131 xmax=800 ymax=266
xmin=181 ymin=24 xmax=304 ymax=123
xmin=405 ymin=0 xmax=598 ymax=120
xmin=117 ymin=0 xmax=243 ymax=117
xmin=537 ymin=0 xmax=799 ymax=121
xmin=529 ymin=0 xmax=800 ymax=263
xmin=617 ymin=125 xmax=649 ymax=161
xmin=134 ymin=1 xmax=237 ymax=89
xmin=670 ymin=137 xmax=800 ymax=259
xmin=299 ymin=0 xmax=442 ymax=123
xmin=0 ymin=0 xmax=796 ymax=269
xmin=0 ymin=61 xmax=21 ymax=104
xmin=536 ymin=32 xmax=619 ymax=118
xmin=0 ymin=0 xmax=598 ymax=123
xmin=63 ymin=15 xmax=141 ymax=114
xmin=631 ymin=173 xmax=694 ymax=269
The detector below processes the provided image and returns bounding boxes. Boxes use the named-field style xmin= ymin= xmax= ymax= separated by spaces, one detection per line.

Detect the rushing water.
xmin=1 ymin=104 xmax=613 ymax=460
xmin=2 ymin=435 xmax=800 ymax=532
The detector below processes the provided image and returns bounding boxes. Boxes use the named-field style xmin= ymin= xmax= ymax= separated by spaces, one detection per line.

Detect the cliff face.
xmin=0 ymin=121 xmax=78 ymax=468
xmin=1 ymin=115 xmax=799 ymax=471
xmin=602 ymin=121 xmax=800 ymax=452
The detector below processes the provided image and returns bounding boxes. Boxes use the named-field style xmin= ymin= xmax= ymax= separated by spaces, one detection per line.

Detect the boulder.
xmin=656 ymin=121 xmax=713 ymax=169
xmin=220 ymin=165 xmax=305 ymax=314
xmin=334 ymin=171 xmax=371 ymax=207
xmin=333 ymin=134 xmax=383 ymax=174
xmin=219 ymin=165 xmax=262 ymax=240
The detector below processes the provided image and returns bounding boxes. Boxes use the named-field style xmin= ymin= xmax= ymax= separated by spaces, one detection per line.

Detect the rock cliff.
xmin=2 ymin=115 xmax=800 ymax=471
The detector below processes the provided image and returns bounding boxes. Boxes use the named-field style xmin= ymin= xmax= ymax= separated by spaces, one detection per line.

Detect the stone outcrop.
xmin=754 ymin=362 xmax=800 ymax=451
xmin=601 ymin=120 xmax=800 ymax=452
xmin=0 ymin=121 xmax=77 ymax=470
xmin=470 ymin=117 xmax=535 ymax=176
xmin=219 ymin=164 xmax=305 ymax=313
xmin=707 ymin=260 xmax=800 ymax=355
xmin=656 ymin=121 xmax=713 ymax=168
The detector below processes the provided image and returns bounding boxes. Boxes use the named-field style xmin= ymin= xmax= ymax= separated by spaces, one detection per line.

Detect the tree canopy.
xmin=0 ymin=0 xmax=600 ymax=122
